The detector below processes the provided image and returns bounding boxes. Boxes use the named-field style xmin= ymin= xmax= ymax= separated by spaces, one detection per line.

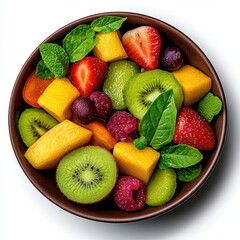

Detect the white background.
xmin=0 ymin=0 xmax=239 ymax=239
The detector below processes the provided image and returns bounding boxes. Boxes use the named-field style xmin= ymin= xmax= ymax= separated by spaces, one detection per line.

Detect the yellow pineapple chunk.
xmin=37 ymin=77 xmax=80 ymax=122
xmin=173 ymin=65 xmax=212 ymax=106
xmin=24 ymin=120 xmax=92 ymax=170
xmin=93 ymin=31 xmax=128 ymax=62
xmin=113 ymin=142 xmax=160 ymax=184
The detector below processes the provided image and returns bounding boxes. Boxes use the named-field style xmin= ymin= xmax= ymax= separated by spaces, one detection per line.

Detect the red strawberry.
xmin=122 ymin=26 xmax=161 ymax=70
xmin=70 ymin=56 xmax=107 ymax=97
xmin=173 ymin=107 xmax=216 ymax=151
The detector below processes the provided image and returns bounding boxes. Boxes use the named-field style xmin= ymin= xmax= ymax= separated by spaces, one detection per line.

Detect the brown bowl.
xmin=8 ymin=12 xmax=227 ymax=223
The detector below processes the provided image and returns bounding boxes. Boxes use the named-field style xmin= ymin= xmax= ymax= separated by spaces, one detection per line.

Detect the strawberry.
xmin=173 ymin=107 xmax=216 ymax=151
xmin=122 ymin=26 xmax=161 ymax=70
xmin=70 ymin=56 xmax=108 ymax=97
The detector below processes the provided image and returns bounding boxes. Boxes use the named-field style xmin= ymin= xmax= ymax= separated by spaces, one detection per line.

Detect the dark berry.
xmin=88 ymin=91 xmax=112 ymax=122
xmin=162 ymin=46 xmax=184 ymax=71
xmin=71 ymin=96 xmax=97 ymax=125
xmin=114 ymin=176 xmax=146 ymax=212
xmin=107 ymin=111 xmax=140 ymax=141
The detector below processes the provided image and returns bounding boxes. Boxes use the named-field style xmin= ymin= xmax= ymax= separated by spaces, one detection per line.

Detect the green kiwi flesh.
xmin=56 ymin=146 xmax=117 ymax=204
xmin=18 ymin=108 xmax=58 ymax=147
xmin=123 ymin=69 xmax=184 ymax=119
xmin=103 ymin=60 xmax=140 ymax=110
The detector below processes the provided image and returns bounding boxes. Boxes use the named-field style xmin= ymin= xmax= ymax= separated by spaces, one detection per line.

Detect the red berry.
xmin=122 ymin=26 xmax=162 ymax=70
xmin=88 ymin=91 xmax=112 ymax=122
xmin=107 ymin=111 xmax=139 ymax=141
xmin=114 ymin=176 xmax=146 ymax=212
xmin=70 ymin=56 xmax=108 ymax=97
xmin=173 ymin=107 xmax=216 ymax=150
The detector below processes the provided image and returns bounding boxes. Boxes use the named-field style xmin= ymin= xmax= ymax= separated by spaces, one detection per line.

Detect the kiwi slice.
xmin=18 ymin=108 xmax=58 ymax=147
xmin=103 ymin=60 xmax=140 ymax=110
xmin=56 ymin=146 xmax=117 ymax=204
xmin=123 ymin=69 xmax=183 ymax=119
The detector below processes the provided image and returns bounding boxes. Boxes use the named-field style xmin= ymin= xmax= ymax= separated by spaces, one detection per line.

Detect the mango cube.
xmin=173 ymin=65 xmax=212 ymax=106
xmin=93 ymin=31 xmax=128 ymax=62
xmin=113 ymin=142 xmax=160 ymax=184
xmin=37 ymin=77 xmax=80 ymax=122
xmin=24 ymin=120 xmax=92 ymax=170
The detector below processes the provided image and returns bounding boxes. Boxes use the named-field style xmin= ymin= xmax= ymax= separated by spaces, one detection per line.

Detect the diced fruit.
xmin=173 ymin=64 xmax=212 ymax=106
xmin=146 ymin=168 xmax=177 ymax=207
xmin=161 ymin=46 xmax=184 ymax=71
xmin=107 ymin=111 xmax=139 ymax=141
xmin=71 ymin=96 xmax=97 ymax=125
xmin=72 ymin=119 xmax=117 ymax=150
xmin=114 ymin=176 xmax=146 ymax=212
xmin=197 ymin=92 xmax=222 ymax=122
xmin=24 ymin=120 xmax=92 ymax=170
xmin=22 ymin=69 xmax=54 ymax=108
xmin=123 ymin=69 xmax=183 ymax=119
xmin=18 ymin=108 xmax=58 ymax=147
xmin=93 ymin=31 xmax=128 ymax=62
xmin=56 ymin=146 xmax=117 ymax=204
xmin=122 ymin=26 xmax=162 ymax=70
xmin=70 ymin=56 xmax=108 ymax=97
xmin=113 ymin=142 xmax=160 ymax=184
xmin=37 ymin=77 xmax=80 ymax=122
xmin=173 ymin=107 xmax=216 ymax=150
xmin=103 ymin=60 xmax=140 ymax=110
xmin=88 ymin=91 xmax=112 ymax=122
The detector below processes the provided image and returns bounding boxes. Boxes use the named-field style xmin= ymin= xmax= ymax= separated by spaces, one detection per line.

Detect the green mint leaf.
xmin=134 ymin=136 xmax=148 ymax=150
xmin=138 ymin=90 xmax=177 ymax=150
xmin=63 ymin=24 xmax=97 ymax=63
xmin=40 ymin=43 xmax=69 ymax=78
xmin=91 ymin=16 xmax=127 ymax=33
xmin=158 ymin=144 xmax=203 ymax=170
xmin=35 ymin=60 xmax=53 ymax=79
xmin=197 ymin=92 xmax=222 ymax=122
xmin=177 ymin=163 xmax=202 ymax=182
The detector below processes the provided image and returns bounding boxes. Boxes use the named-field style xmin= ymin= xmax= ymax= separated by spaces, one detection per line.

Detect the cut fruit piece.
xmin=37 ymin=77 xmax=80 ymax=122
xmin=173 ymin=64 xmax=212 ymax=106
xmin=24 ymin=120 xmax=92 ymax=170
xmin=72 ymin=118 xmax=117 ymax=150
xmin=18 ymin=108 xmax=58 ymax=147
xmin=146 ymin=168 xmax=177 ymax=207
xmin=123 ymin=69 xmax=183 ymax=119
xmin=103 ymin=60 xmax=140 ymax=110
xmin=93 ymin=31 xmax=128 ymax=62
xmin=56 ymin=146 xmax=117 ymax=204
xmin=22 ymin=69 xmax=54 ymax=108
xmin=122 ymin=26 xmax=162 ymax=70
xmin=113 ymin=142 xmax=160 ymax=184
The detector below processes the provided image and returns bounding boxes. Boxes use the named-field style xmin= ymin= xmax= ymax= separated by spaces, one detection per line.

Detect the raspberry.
xmin=107 ymin=111 xmax=140 ymax=141
xmin=114 ymin=176 xmax=146 ymax=212
xmin=88 ymin=91 xmax=112 ymax=122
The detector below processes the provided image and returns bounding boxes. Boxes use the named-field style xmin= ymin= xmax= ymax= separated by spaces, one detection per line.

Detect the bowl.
xmin=8 ymin=12 xmax=227 ymax=223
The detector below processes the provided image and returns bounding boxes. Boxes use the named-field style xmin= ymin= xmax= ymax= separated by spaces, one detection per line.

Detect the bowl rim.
xmin=8 ymin=11 xmax=227 ymax=223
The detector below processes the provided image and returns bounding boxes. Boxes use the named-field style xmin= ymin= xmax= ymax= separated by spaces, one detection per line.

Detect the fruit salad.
xmin=17 ymin=16 xmax=223 ymax=212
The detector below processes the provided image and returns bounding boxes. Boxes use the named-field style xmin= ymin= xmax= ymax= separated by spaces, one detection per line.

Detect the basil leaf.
xmin=40 ymin=43 xmax=69 ymax=78
xmin=135 ymin=90 xmax=177 ymax=150
xmin=177 ymin=163 xmax=202 ymax=182
xmin=35 ymin=60 xmax=53 ymax=79
xmin=159 ymin=144 xmax=203 ymax=169
xmin=63 ymin=24 xmax=97 ymax=63
xmin=91 ymin=16 xmax=127 ymax=33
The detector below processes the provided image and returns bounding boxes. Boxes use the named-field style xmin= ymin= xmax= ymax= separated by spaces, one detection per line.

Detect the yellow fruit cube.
xmin=24 ymin=120 xmax=92 ymax=170
xmin=173 ymin=65 xmax=212 ymax=106
xmin=37 ymin=77 xmax=80 ymax=122
xmin=113 ymin=142 xmax=160 ymax=184
xmin=93 ymin=31 xmax=128 ymax=62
